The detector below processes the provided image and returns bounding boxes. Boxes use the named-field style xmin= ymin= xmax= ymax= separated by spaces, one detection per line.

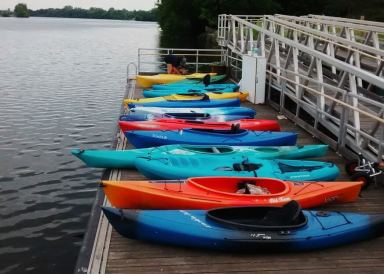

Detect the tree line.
xmin=156 ymin=0 xmax=384 ymax=42
xmin=30 ymin=6 xmax=157 ymax=21
xmin=0 ymin=4 xmax=157 ymax=21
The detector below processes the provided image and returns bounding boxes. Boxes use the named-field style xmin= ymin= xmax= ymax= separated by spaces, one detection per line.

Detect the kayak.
xmin=134 ymin=157 xmax=339 ymax=181
xmin=123 ymin=92 xmax=249 ymax=105
xmin=119 ymin=113 xmax=250 ymax=122
xmin=136 ymin=73 xmax=218 ymax=88
xmin=71 ymin=144 xmax=328 ymax=169
xmin=152 ymin=74 xmax=227 ymax=86
xmin=118 ymin=118 xmax=281 ymax=132
xmin=127 ymin=106 xmax=256 ymax=118
xmin=152 ymin=83 xmax=238 ymax=90
xmin=102 ymin=201 xmax=384 ymax=251
xmin=143 ymin=87 xmax=238 ymax=98
xmin=124 ymin=129 xmax=298 ymax=148
xmin=101 ymin=176 xmax=363 ymax=209
xmin=127 ymin=98 xmax=241 ymax=108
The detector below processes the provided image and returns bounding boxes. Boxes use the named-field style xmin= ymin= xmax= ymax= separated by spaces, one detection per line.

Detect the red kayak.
xmin=119 ymin=118 xmax=280 ymax=132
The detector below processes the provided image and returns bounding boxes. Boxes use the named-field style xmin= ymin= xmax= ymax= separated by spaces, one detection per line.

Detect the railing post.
xmin=348 ymin=73 xmax=361 ymax=145
xmin=232 ymin=19 xmax=237 ymax=49
xmin=195 ymin=50 xmax=199 ymax=73
xmin=378 ymin=125 xmax=384 ymax=162
xmin=240 ymin=23 xmax=245 ymax=52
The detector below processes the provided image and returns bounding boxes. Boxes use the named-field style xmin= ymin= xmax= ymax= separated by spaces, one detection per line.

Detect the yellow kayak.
xmin=124 ymin=92 xmax=249 ymax=106
xmin=136 ymin=73 xmax=217 ymax=88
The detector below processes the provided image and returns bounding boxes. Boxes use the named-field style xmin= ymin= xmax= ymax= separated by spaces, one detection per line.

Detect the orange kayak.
xmin=102 ymin=177 xmax=363 ymax=209
xmin=118 ymin=118 xmax=281 ymax=132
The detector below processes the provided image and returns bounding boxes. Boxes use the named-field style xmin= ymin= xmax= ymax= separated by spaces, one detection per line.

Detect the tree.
xmin=14 ymin=3 xmax=29 ymax=17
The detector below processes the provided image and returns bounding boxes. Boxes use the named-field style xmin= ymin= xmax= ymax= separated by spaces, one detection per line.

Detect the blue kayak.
xmin=127 ymin=106 xmax=255 ymax=118
xmin=119 ymin=113 xmax=250 ymax=122
xmin=102 ymin=201 xmax=384 ymax=251
xmin=143 ymin=87 xmax=238 ymax=98
xmin=152 ymin=83 xmax=238 ymax=90
xmin=127 ymin=98 xmax=241 ymax=108
xmin=134 ymin=157 xmax=339 ymax=181
xmin=124 ymin=129 xmax=297 ymax=148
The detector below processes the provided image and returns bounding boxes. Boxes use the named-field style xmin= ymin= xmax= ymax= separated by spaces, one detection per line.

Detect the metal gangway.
xmin=217 ymin=14 xmax=384 ymax=163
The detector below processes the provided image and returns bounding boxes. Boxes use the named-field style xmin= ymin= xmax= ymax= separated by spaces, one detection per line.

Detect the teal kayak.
xmin=143 ymin=88 xmax=237 ymax=98
xmin=151 ymin=83 xmax=238 ymax=90
xmin=134 ymin=157 xmax=340 ymax=181
xmin=162 ymin=74 xmax=227 ymax=86
xmin=71 ymin=144 xmax=328 ymax=169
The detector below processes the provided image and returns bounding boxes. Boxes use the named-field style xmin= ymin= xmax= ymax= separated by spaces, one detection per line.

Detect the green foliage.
xmin=157 ymin=0 xmax=384 ymax=48
xmin=14 ymin=3 xmax=29 ymax=17
xmin=197 ymin=0 xmax=280 ymax=26
xmin=29 ymin=6 xmax=157 ymax=21
xmin=157 ymin=0 xmax=204 ymax=35
xmin=0 ymin=9 xmax=12 ymax=17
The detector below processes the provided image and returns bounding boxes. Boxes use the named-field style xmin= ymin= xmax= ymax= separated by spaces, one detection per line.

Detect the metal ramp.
xmin=217 ymin=14 xmax=384 ymax=163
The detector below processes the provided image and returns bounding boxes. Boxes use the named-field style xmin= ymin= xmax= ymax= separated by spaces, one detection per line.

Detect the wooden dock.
xmin=75 ymin=89 xmax=384 ymax=274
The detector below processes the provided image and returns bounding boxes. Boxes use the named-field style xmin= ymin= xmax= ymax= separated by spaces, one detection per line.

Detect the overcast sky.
xmin=0 ymin=0 xmax=158 ymax=10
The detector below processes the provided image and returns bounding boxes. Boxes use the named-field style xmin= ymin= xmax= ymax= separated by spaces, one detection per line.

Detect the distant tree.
xmin=14 ymin=3 xmax=29 ymax=17
xmin=0 ymin=9 xmax=12 ymax=17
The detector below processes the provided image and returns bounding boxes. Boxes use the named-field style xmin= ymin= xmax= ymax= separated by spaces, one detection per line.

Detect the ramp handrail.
xmin=217 ymin=14 xmax=384 ymax=162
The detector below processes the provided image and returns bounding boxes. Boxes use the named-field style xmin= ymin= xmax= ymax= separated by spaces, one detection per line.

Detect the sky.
xmin=0 ymin=0 xmax=158 ymax=10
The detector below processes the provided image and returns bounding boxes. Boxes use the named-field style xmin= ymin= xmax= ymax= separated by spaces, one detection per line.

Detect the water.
xmin=0 ymin=17 xmax=158 ymax=273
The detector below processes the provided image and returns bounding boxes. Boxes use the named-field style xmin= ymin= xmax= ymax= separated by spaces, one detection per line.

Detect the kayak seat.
xmin=259 ymin=200 xmax=302 ymax=226
xmin=201 ymin=94 xmax=210 ymax=101
xmin=233 ymin=162 xmax=262 ymax=172
xmin=231 ymin=123 xmax=241 ymax=133
xmin=237 ymin=180 xmax=267 ymax=194
xmin=165 ymin=113 xmax=210 ymax=119
xmin=206 ymin=201 xmax=307 ymax=230
xmin=203 ymin=74 xmax=211 ymax=86
xmin=237 ymin=180 xmax=256 ymax=194
xmin=191 ymin=128 xmax=246 ymax=134
xmin=278 ymin=162 xmax=325 ymax=173
xmin=177 ymin=92 xmax=204 ymax=96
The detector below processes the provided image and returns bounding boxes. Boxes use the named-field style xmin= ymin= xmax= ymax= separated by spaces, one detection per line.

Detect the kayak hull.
xmin=127 ymin=106 xmax=256 ymax=118
xmin=134 ymin=157 xmax=340 ymax=181
xmin=102 ymin=207 xmax=384 ymax=251
xmin=124 ymin=92 xmax=249 ymax=105
xmin=152 ymin=83 xmax=238 ymax=90
xmin=143 ymin=87 xmax=238 ymax=98
xmin=102 ymin=177 xmax=363 ymax=209
xmin=136 ymin=73 xmax=218 ymax=88
xmin=124 ymin=129 xmax=298 ymax=148
xmin=118 ymin=119 xmax=281 ymax=132
xmin=127 ymin=98 xmax=241 ymax=108
xmin=71 ymin=144 xmax=328 ymax=169
xmin=119 ymin=114 xmax=250 ymax=122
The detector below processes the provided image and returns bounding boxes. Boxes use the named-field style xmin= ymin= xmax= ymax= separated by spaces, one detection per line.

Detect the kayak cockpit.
xmin=206 ymin=200 xmax=307 ymax=230
xmin=187 ymin=177 xmax=290 ymax=197
xmin=164 ymin=113 xmax=211 ymax=119
xmin=179 ymin=145 xmax=235 ymax=154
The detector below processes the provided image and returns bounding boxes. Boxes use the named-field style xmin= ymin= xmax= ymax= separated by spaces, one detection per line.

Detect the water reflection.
xmin=0 ymin=17 xmax=158 ymax=273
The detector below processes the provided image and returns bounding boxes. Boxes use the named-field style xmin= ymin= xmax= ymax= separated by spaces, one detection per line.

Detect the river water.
xmin=0 ymin=17 xmax=158 ymax=273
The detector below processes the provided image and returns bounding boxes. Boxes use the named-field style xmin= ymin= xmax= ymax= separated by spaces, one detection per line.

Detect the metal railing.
xmin=275 ymin=14 xmax=384 ymax=51
xmin=137 ymin=48 xmax=226 ymax=74
xmin=307 ymin=14 xmax=384 ymax=28
xmin=217 ymin=14 xmax=384 ymax=162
